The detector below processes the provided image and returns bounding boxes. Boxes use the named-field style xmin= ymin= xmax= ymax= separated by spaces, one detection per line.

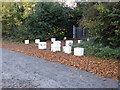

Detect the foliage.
xmin=73 ymin=2 xmax=120 ymax=59
xmin=2 ymin=2 xmax=78 ymax=42
xmin=72 ymin=40 xmax=120 ymax=60
xmin=23 ymin=2 xmax=75 ymax=41
xmin=93 ymin=2 xmax=120 ymax=48
xmin=2 ymin=2 xmax=35 ymax=41
xmin=2 ymin=2 xmax=23 ymax=39
xmin=78 ymin=2 xmax=120 ymax=48
xmin=2 ymin=2 xmax=120 ymax=60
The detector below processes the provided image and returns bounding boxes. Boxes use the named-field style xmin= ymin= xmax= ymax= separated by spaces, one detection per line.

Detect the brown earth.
xmin=1 ymin=41 xmax=120 ymax=79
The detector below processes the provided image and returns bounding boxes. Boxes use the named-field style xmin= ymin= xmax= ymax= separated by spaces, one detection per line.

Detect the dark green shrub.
xmin=72 ymin=41 xmax=120 ymax=60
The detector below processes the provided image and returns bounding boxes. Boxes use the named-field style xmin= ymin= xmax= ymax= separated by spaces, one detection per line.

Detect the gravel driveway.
xmin=2 ymin=48 xmax=118 ymax=88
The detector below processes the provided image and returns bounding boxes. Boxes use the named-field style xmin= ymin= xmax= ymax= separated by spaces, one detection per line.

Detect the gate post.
xmin=73 ymin=25 xmax=76 ymax=38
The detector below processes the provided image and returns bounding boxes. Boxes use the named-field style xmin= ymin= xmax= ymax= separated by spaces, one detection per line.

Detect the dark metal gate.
xmin=73 ymin=25 xmax=88 ymax=40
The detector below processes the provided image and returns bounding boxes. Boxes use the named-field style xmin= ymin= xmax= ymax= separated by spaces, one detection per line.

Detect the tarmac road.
xmin=1 ymin=48 xmax=118 ymax=88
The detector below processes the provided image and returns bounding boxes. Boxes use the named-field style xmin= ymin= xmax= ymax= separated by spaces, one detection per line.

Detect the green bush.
xmin=72 ymin=40 xmax=120 ymax=60
xmin=79 ymin=2 xmax=120 ymax=48
xmin=2 ymin=2 xmax=74 ymax=42
xmin=23 ymin=2 xmax=74 ymax=41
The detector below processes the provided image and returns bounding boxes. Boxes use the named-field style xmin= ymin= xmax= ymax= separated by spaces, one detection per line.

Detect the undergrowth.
xmin=72 ymin=41 xmax=120 ymax=60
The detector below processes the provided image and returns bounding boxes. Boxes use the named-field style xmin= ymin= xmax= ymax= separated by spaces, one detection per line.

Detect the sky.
xmin=13 ymin=0 xmax=77 ymax=8
xmin=57 ymin=0 xmax=77 ymax=8
xmin=65 ymin=0 xmax=77 ymax=7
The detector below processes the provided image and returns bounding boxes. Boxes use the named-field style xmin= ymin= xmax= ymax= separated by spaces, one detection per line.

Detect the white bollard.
xmin=24 ymin=40 xmax=29 ymax=44
xmin=38 ymin=42 xmax=47 ymax=49
xmin=78 ymin=40 xmax=82 ymax=44
xmin=74 ymin=47 xmax=84 ymax=56
xmin=53 ymin=41 xmax=61 ymax=45
xmin=51 ymin=38 xmax=56 ymax=42
xmin=51 ymin=44 xmax=61 ymax=52
xmin=66 ymin=40 xmax=73 ymax=46
xmin=35 ymin=39 xmax=40 ymax=44
xmin=87 ymin=38 xmax=90 ymax=41
xmin=63 ymin=46 xmax=72 ymax=54
xmin=63 ymin=37 xmax=67 ymax=40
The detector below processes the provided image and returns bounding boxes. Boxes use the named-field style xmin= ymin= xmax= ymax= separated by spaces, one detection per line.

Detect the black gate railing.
xmin=73 ymin=26 xmax=88 ymax=40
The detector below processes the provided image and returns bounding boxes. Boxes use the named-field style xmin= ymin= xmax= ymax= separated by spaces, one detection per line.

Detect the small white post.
xmin=78 ymin=40 xmax=82 ymax=44
xmin=66 ymin=40 xmax=73 ymax=46
xmin=63 ymin=46 xmax=72 ymax=54
xmin=35 ymin=39 xmax=40 ymax=44
xmin=24 ymin=40 xmax=29 ymax=44
xmin=51 ymin=43 xmax=61 ymax=52
xmin=87 ymin=38 xmax=89 ymax=41
xmin=53 ymin=41 xmax=61 ymax=45
xmin=74 ymin=47 xmax=84 ymax=56
xmin=51 ymin=38 xmax=56 ymax=42
xmin=38 ymin=42 xmax=47 ymax=49
xmin=63 ymin=37 xmax=67 ymax=40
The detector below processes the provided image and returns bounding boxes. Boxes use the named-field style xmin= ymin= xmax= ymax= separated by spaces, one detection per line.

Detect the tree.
xmin=94 ymin=2 xmax=120 ymax=48
xmin=2 ymin=2 xmax=35 ymax=41
xmin=2 ymin=2 xmax=23 ymax=39
xmin=77 ymin=2 xmax=120 ymax=48
xmin=24 ymin=2 xmax=74 ymax=41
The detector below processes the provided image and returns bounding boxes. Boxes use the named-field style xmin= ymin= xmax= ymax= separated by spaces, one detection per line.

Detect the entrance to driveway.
xmin=2 ymin=48 xmax=118 ymax=88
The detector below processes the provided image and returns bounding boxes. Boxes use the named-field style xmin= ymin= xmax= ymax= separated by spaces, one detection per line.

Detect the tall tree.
xmin=24 ymin=2 xmax=74 ymax=40
xmin=2 ymin=2 xmax=35 ymax=40
xmin=77 ymin=2 xmax=120 ymax=48
xmin=94 ymin=2 xmax=120 ymax=48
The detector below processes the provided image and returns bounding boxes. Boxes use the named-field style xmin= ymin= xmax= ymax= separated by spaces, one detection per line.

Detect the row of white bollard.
xmin=25 ymin=39 xmax=47 ymax=49
xmin=25 ymin=39 xmax=41 ymax=44
xmin=24 ymin=37 xmax=84 ymax=56
xmin=25 ymin=38 xmax=82 ymax=45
